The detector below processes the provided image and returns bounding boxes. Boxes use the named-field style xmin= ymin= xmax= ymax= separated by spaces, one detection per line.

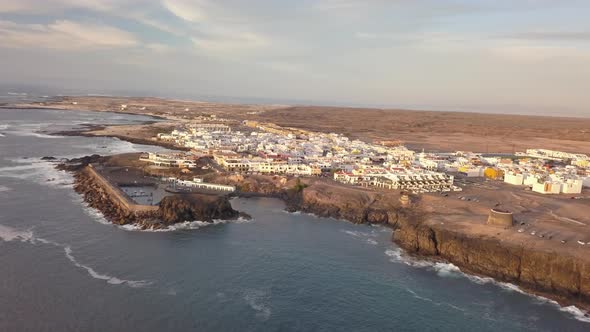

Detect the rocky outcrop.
xmin=218 ymin=174 xmax=412 ymax=225
xmin=159 ymin=194 xmax=246 ymax=224
xmin=284 ymin=183 xmax=407 ymax=226
xmin=56 ymin=154 xmax=106 ymax=171
xmin=392 ymin=217 xmax=590 ymax=311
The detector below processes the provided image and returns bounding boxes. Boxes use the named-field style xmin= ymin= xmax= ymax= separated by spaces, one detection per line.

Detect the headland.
xmin=12 ymin=95 xmax=590 ymax=312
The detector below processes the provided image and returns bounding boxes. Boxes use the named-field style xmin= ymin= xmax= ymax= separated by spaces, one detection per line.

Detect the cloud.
xmin=263 ymin=61 xmax=306 ymax=74
xmin=489 ymin=29 xmax=590 ymax=61
xmin=162 ymin=0 xmax=207 ymax=22
xmin=145 ymin=43 xmax=174 ymax=53
xmin=354 ymin=32 xmax=379 ymax=40
xmin=0 ymin=19 xmax=138 ymax=50
xmin=191 ymin=31 xmax=268 ymax=53
xmin=0 ymin=0 xmax=182 ymax=37
xmin=500 ymin=31 xmax=590 ymax=42
xmin=314 ymin=0 xmax=388 ymax=11
xmin=0 ymin=0 xmax=116 ymax=14
xmin=491 ymin=44 xmax=590 ymax=62
xmin=159 ymin=0 xmax=273 ymax=57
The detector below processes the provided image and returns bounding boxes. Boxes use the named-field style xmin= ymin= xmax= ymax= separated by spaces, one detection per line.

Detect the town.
xmin=147 ymin=118 xmax=590 ymax=196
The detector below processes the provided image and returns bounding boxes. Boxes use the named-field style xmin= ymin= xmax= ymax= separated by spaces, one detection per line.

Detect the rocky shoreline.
xmin=219 ymin=175 xmax=590 ymax=312
xmin=58 ymin=150 xmax=590 ymax=314
xmin=302 ymin=193 xmax=590 ymax=312
xmin=51 ymin=124 xmax=190 ymax=152
xmin=63 ymin=158 xmax=247 ymax=230
xmin=391 ymin=217 xmax=590 ymax=312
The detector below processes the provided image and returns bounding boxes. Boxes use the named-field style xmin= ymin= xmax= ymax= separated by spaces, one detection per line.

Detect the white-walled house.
xmin=504 ymin=172 xmax=524 ymax=185
xmin=561 ymin=179 xmax=583 ymax=194
xmin=532 ymin=181 xmax=561 ymax=194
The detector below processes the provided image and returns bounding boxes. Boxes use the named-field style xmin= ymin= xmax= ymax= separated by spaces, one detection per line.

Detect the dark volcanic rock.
xmin=391 ymin=217 xmax=590 ymax=311
xmin=41 ymin=156 xmax=57 ymax=161
xmin=56 ymin=154 xmax=105 ymax=171
xmin=158 ymin=194 xmax=244 ymax=224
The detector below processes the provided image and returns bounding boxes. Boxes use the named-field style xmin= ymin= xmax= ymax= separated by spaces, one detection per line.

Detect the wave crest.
xmin=0 ymin=224 xmax=151 ymax=288
xmin=385 ymin=247 xmax=590 ymax=323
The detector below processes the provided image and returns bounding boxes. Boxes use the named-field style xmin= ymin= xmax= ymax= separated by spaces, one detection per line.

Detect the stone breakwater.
xmin=73 ymin=165 xmax=244 ymax=230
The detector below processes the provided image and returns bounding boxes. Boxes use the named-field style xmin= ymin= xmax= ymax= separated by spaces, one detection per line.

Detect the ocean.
xmin=0 ymin=108 xmax=588 ymax=331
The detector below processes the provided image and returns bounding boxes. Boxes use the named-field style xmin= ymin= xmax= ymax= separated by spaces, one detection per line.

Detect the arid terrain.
xmin=9 ymin=96 xmax=590 ymax=154
xmin=421 ymin=178 xmax=590 ymax=259
xmin=255 ymin=106 xmax=590 ymax=154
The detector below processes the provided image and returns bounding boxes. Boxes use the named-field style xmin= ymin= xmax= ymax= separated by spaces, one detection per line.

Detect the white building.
xmin=140 ymin=153 xmax=197 ymax=168
xmin=504 ymin=172 xmax=524 ymax=185
xmin=523 ymin=173 xmax=542 ymax=186
xmin=532 ymin=181 xmax=561 ymax=194
xmin=174 ymin=177 xmax=235 ymax=192
xmin=561 ymin=179 xmax=583 ymax=194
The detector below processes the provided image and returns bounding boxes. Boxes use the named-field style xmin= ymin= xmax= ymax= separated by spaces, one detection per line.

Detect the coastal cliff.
xmin=223 ymin=174 xmax=590 ymax=310
xmin=296 ymin=182 xmax=590 ymax=309
xmin=213 ymin=174 xmax=409 ymax=225
xmin=285 ymin=183 xmax=410 ymax=225
xmin=392 ymin=217 xmax=590 ymax=310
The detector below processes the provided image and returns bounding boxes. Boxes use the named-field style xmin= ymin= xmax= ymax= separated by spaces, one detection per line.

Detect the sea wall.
xmin=84 ymin=165 xmax=159 ymax=214
xmin=392 ymin=217 xmax=590 ymax=310
xmin=74 ymin=165 xmax=245 ymax=229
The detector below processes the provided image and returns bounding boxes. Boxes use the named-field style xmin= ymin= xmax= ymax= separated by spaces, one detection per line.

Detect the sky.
xmin=0 ymin=0 xmax=589 ymax=116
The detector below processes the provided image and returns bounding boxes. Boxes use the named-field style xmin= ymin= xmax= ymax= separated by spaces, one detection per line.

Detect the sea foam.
xmin=385 ymin=247 xmax=590 ymax=323
xmin=0 ymin=224 xmax=152 ymax=288
xmin=243 ymin=289 xmax=272 ymax=321
xmin=0 ymin=159 xmax=74 ymax=188
xmin=63 ymin=246 xmax=151 ymax=288
xmin=118 ymin=217 xmax=252 ymax=232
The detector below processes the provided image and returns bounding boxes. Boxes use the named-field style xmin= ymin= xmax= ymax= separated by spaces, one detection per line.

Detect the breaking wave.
xmin=385 ymin=247 xmax=590 ymax=323
xmin=243 ymin=289 xmax=272 ymax=321
xmin=63 ymin=247 xmax=151 ymax=288
xmin=0 ymin=224 xmax=151 ymax=288
xmin=0 ymin=159 xmax=73 ymax=188
xmin=73 ymin=196 xmax=111 ymax=225
xmin=0 ymin=185 xmax=12 ymax=192
xmin=0 ymin=224 xmax=35 ymax=243
xmin=5 ymin=128 xmax=63 ymax=139
xmin=118 ymin=217 xmax=252 ymax=232
xmin=341 ymin=228 xmax=381 ymax=246
xmin=404 ymin=287 xmax=466 ymax=312
xmin=366 ymin=238 xmax=378 ymax=245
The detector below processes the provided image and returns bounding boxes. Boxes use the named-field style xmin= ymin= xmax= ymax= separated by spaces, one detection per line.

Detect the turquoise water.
xmin=0 ymin=109 xmax=589 ymax=331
